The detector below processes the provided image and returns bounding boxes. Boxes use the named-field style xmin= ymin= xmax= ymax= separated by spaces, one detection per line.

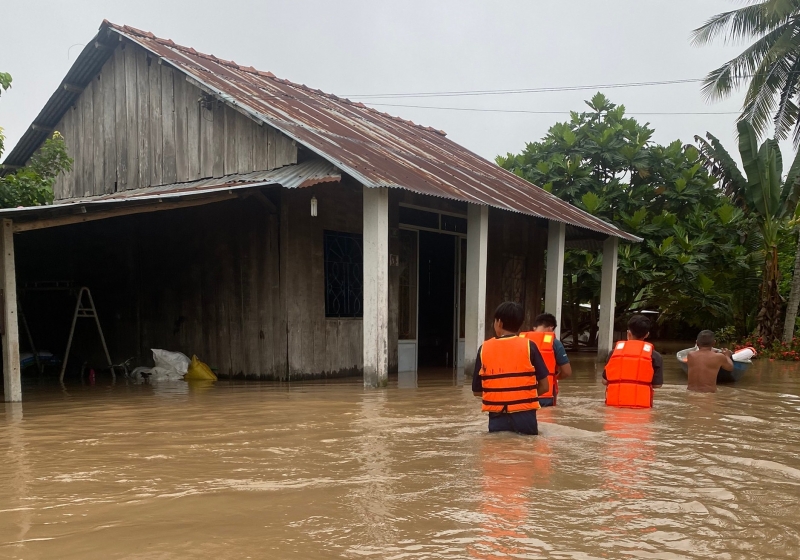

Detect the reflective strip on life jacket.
xmin=480 ymin=336 xmax=540 ymax=413
xmin=521 ymin=331 xmax=558 ymax=401
xmin=605 ymin=340 xmax=655 ymax=409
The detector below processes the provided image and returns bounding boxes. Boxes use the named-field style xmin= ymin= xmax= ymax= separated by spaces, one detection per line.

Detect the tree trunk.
xmin=757 ymin=245 xmax=782 ymax=344
xmin=782 ymin=228 xmax=800 ymax=344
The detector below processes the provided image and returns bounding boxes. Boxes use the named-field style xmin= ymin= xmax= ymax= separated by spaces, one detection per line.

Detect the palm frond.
xmin=700 ymin=22 xmax=794 ymax=102
xmin=691 ymin=3 xmax=786 ymax=46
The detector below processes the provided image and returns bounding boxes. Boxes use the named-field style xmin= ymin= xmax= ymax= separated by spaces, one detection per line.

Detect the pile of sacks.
xmin=131 ymin=349 xmax=217 ymax=382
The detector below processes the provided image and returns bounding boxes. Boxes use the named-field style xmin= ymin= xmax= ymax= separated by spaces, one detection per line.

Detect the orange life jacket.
xmin=605 ymin=340 xmax=655 ymax=409
xmin=480 ymin=336 xmax=540 ymax=413
xmin=521 ymin=331 xmax=558 ymax=401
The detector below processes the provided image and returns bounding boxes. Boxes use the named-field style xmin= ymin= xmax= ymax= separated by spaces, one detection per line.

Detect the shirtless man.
xmin=686 ymin=330 xmax=733 ymax=393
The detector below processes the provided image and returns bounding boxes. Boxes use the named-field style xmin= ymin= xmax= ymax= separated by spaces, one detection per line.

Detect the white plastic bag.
xmin=130 ymin=349 xmax=191 ymax=382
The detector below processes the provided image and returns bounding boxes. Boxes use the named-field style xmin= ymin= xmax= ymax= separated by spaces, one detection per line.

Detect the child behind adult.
xmin=602 ymin=314 xmax=663 ymax=408
xmin=686 ymin=330 xmax=733 ymax=393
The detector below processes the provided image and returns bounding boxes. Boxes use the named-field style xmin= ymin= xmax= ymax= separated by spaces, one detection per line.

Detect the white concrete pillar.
xmin=1 ymin=220 xmax=20 ymax=402
xmin=545 ymin=221 xmax=566 ymax=339
xmin=464 ymin=204 xmax=489 ymax=375
xmin=363 ymin=186 xmax=389 ymax=387
xmin=598 ymin=236 xmax=619 ymax=361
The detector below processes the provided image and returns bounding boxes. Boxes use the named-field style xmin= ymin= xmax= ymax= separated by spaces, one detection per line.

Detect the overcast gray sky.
xmin=0 ymin=1 xmax=764 ymax=164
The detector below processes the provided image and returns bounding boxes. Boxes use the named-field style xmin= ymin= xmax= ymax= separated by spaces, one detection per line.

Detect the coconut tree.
xmin=692 ymin=0 xmax=800 ymax=144
xmin=696 ymin=121 xmax=800 ymax=343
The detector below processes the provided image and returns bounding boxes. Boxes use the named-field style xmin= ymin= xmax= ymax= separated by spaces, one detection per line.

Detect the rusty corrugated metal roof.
xmin=3 ymin=21 xmax=639 ymax=242
xmin=0 ymin=160 xmax=339 ymax=226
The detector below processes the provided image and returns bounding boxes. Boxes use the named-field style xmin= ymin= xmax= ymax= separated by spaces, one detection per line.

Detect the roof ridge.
xmin=101 ymin=20 xmax=447 ymax=137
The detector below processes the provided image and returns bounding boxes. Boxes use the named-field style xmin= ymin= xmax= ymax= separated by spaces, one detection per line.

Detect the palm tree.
xmin=692 ymin=1 xmax=800 ymax=144
xmin=696 ymin=121 xmax=800 ymax=343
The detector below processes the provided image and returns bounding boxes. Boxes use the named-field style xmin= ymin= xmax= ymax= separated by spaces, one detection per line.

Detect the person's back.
xmin=603 ymin=314 xmax=663 ymax=408
xmin=687 ymin=330 xmax=733 ymax=393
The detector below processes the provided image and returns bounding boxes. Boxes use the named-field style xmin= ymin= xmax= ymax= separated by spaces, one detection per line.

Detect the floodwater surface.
xmin=2 ymin=351 xmax=800 ymax=559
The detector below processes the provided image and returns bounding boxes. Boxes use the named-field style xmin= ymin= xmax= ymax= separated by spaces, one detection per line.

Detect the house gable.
xmin=51 ymin=39 xmax=297 ymax=200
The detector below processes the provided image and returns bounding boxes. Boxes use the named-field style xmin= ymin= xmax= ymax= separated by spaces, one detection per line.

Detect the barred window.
xmin=324 ymin=231 xmax=363 ymax=318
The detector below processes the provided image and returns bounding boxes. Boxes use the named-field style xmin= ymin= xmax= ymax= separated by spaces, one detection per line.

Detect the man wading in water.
xmin=687 ymin=330 xmax=733 ymax=393
xmin=472 ymin=302 xmax=550 ymax=435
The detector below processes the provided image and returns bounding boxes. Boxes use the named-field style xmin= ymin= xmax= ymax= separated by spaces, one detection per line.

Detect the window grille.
xmin=324 ymin=231 xmax=363 ymax=318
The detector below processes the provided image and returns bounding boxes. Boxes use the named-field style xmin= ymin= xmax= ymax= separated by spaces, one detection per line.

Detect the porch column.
xmin=1 ymin=220 xmax=20 ymax=402
xmin=464 ymin=204 xmax=489 ymax=375
xmin=598 ymin=236 xmax=619 ymax=361
xmin=545 ymin=221 xmax=565 ymax=338
xmin=363 ymin=186 xmax=389 ymax=387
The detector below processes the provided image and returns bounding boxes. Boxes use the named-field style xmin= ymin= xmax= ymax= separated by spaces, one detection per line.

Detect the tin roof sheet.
xmin=2 ymin=21 xmax=639 ymax=242
xmin=0 ymin=160 xmax=339 ymax=224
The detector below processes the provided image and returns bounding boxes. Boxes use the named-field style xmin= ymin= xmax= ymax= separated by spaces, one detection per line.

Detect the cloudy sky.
xmin=0 ymin=1 xmax=760 ymax=163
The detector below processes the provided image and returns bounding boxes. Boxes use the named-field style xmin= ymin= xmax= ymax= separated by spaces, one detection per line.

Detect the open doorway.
xmin=417 ymin=230 xmax=457 ymax=368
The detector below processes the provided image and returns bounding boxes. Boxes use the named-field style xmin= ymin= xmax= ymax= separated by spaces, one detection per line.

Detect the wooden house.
xmin=0 ymin=21 xmax=638 ymax=401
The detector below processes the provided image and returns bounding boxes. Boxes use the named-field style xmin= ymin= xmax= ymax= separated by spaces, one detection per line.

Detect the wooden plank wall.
xmin=484 ymin=208 xmax=547 ymax=338
xmin=14 ymin=184 xmax=368 ymax=379
xmin=282 ymin=183 xmax=364 ymax=377
xmin=52 ymin=40 xmax=297 ymax=200
xmin=14 ymin=196 xmax=286 ymax=379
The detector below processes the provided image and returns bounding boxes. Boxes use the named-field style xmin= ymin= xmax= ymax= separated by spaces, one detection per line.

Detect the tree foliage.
xmin=696 ymin=120 xmax=800 ymax=343
xmin=498 ymin=94 xmax=753 ymax=341
xmin=0 ymin=71 xmax=71 ymax=208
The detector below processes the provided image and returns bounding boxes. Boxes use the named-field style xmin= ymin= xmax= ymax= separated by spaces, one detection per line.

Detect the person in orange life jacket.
xmin=602 ymin=314 xmax=663 ymax=408
xmin=520 ymin=313 xmax=572 ymax=407
xmin=472 ymin=302 xmax=550 ymax=435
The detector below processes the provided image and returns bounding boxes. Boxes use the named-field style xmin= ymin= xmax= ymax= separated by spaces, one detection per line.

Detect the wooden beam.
xmin=184 ymin=75 xmax=265 ymax=128
xmin=12 ymin=192 xmax=238 ymax=233
xmin=31 ymin=124 xmax=54 ymax=133
xmin=242 ymin=190 xmax=277 ymax=214
xmin=1 ymin=220 xmax=21 ymax=402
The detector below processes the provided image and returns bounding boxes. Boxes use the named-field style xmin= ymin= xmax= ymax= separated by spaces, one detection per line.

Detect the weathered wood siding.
xmin=282 ymin=182 xmax=364 ymax=377
xmin=52 ymin=40 xmax=297 ymax=200
xmin=484 ymin=208 xmax=547 ymax=338
xmin=14 ymin=183 xmax=367 ymax=379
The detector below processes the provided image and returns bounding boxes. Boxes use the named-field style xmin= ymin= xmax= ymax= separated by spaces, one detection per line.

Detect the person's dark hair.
xmin=697 ymin=330 xmax=715 ymax=348
xmin=495 ymin=301 xmax=524 ymax=333
xmin=533 ymin=313 xmax=557 ymax=330
xmin=627 ymin=314 xmax=651 ymax=339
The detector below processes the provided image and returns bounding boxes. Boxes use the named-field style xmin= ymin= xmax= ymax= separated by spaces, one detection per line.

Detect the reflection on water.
xmin=1 ymin=353 xmax=800 ymax=558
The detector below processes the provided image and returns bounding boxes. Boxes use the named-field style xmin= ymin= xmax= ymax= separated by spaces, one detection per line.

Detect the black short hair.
xmin=697 ymin=330 xmax=715 ymax=348
xmin=533 ymin=313 xmax=557 ymax=330
xmin=495 ymin=302 xmax=524 ymax=333
xmin=627 ymin=314 xmax=651 ymax=339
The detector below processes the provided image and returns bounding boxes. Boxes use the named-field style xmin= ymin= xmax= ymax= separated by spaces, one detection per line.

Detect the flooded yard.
xmin=2 ymin=353 xmax=800 ymax=559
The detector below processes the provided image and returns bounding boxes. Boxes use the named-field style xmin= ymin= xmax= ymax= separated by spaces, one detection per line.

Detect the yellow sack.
xmin=185 ymin=355 xmax=218 ymax=381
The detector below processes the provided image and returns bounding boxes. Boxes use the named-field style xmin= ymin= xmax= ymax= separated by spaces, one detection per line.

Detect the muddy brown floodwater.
xmin=2 ymin=349 xmax=800 ymax=559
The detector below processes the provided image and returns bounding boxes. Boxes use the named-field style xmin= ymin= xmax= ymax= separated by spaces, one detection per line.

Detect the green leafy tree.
xmin=692 ymin=0 xmax=800 ymax=143
xmin=498 ymin=94 xmax=752 ymax=341
xmin=695 ymin=120 xmax=800 ymax=343
xmin=0 ymin=71 xmax=71 ymax=207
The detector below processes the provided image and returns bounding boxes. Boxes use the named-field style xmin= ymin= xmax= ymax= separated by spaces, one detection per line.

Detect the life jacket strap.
xmin=606 ymin=379 xmax=653 ymax=386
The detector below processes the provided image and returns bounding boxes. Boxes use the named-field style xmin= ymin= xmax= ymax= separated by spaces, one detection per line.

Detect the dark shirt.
xmin=553 ymin=339 xmax=570 ymax=366
xmin=471 ymin=335 xmax=550 ymax=393
xmin=602 ymin=349 xmax=664 ymax=386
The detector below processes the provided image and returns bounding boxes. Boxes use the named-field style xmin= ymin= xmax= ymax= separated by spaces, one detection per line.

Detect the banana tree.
xmin=697 ymin=120 xmax=800 ymax=343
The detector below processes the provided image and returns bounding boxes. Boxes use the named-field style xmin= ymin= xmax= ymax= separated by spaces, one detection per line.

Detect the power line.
xmin=344 ymin=77 xmax=706 ymax=99
xmin=363 ymin=101 xmax=740 ymax=116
